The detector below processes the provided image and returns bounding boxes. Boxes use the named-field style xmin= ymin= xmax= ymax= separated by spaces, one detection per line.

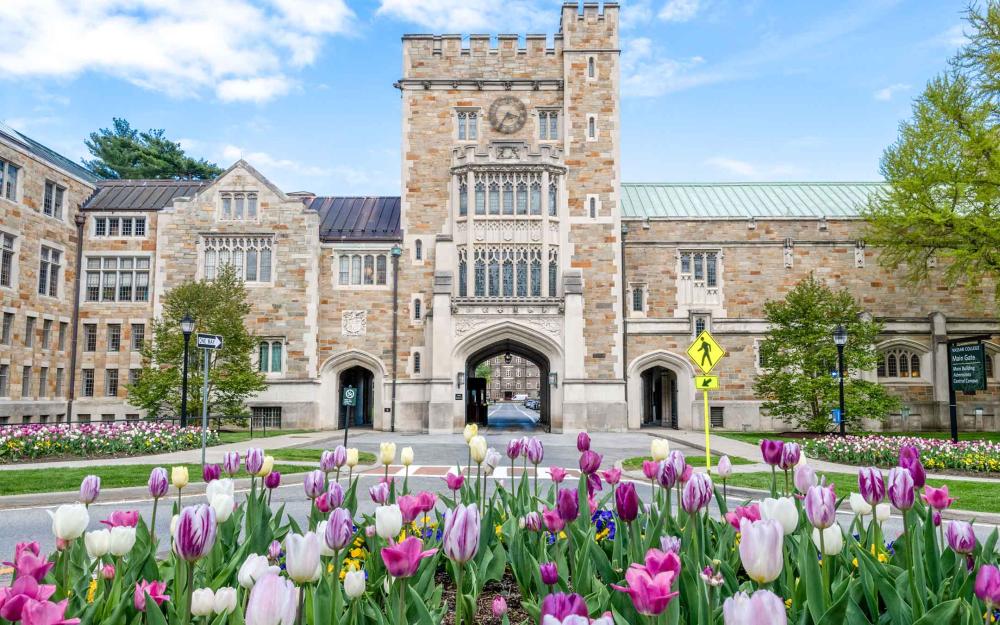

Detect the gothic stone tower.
xmin=396 ymin=2 xmax=625 ymax=433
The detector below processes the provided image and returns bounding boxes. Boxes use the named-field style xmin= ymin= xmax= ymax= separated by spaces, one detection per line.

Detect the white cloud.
xmin=0 ymin=0 xmax=353 ymax=102
xmin=659 ymin=0 xmax=701 ymax=22
xmin=873 ymin=83 xmax=910 ymax=101
xmin=221 ymin=144 xmax=333 ymax=177
xmin=705 ymin=156 xmax=803 ymax=179
xmin=621 ymin=37 xmax=714 ymax=97
xmin=928 ymin=24 xmax=967 ymax=49
xmin=376 ymin=0 xmax=557 ymax=32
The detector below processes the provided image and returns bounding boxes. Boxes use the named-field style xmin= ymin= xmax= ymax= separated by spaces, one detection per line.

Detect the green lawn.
xmin=622 ymin=454 xmax=755 ymax=471
xmin=0 ymin=463 xmax=311 ymax=496
xmin=216 ymin=429 xmax=315 ymax=444
xmin=726 ymin=470 xmax=1000 ymax=514
xmin=267 ymin=448 xmax=376 ymax=464
xmin=718 ymin=431 xmax=1000 ymax=447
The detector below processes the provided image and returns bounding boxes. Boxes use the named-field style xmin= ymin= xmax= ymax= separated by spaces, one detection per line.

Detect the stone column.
xmin=427 ymin=266 xmax=457 ymax=433
xmin=541 ymin=169 xmax=550 ymax=297
xmin=931 ymin=311 xmax=949 ymax=430
xmin=560 ymin=269 xmax=586 ymax=432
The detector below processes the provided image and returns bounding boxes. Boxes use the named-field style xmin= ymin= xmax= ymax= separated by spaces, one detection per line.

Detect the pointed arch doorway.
xmin=465 ymin=339 xmax=550 ymax=431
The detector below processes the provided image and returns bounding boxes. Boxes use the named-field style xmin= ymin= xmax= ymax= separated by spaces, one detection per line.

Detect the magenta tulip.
xmin=724 ymin=504 xmax=761 ymax=530
xmin=540 ymin=562 xmax=559 ymax=586
xmin=20 ymin=598 xmax=79 ymax=625
xmin=202 ymin=463 xmax=221 ymax=483
xmin=0 ymin=576 xmax=57 ymax=621
xmin=245 ymin=448 xmax=264 ymax=475
xmin=540 ymin=593 xmax=588 ymax=621
xmin=615 ymin=481 xmax=641 ymax=522
xmin=173 ymin=505 xmax=217 ymax=562
xmin=222 ymin=451 xmax=240 ymax=476
xmin=325 ymin=508 xmax=354 ymax=551
xmin=380 ymin=536 xmax=437 ymax=578
xmin=976 ymin=564 xmax=1000 ymax=608
xmin=101 ymin=510 xmax=139 ymax=528
xmin=506 ymin=438 xmax=523 ymax=460
xmin=681 ymin=472 xmax=713 ymax=513
xmin=369 ymin=482 xmax=390 ymax=504
xmin=134 ymin=579 xmax=170 ymax=612
xmin=442 ymin=504 xmax=480 ymax=564
xmin=444 ymin=472 xmax=465 ymax=492
xmin=315 ymin=492 xmax=333 ymax=514
xmin=898 ymin=446 xmax=926 ymax=488
xmin=397 ymin=495 xmax=423 ymax=524
xmin=550 ymin=467 xmax=568 ymax=483
xmin=417 ymin=491 xmax=437 ymax=514
xmin=9 ymin=546 xmax=53 ymax=582
xmin=778 ymin=443 xmax=800 ymax=471
xmin=577 ymin=432 xmax=591 ymax=452
xmin=601 ymin=467 xmax=622 ymax=486
xmin=887 ymin=467 xmax=915 ymax=510
xmin=922 ymin=485 xmax=955 ymax=511
xmin=526 ymin=438 xmax=544 ymax=464
xmin=679 ymin=464 xmax=693 ymax=484
xmin=579 ymin=450 xmax=602 ymax=474
xmin=760 ymin=439 xmax=784 ymax=466
xmin=804 ymin=484 xmax=836 ymax=529
xmin=101 ymin=563 xmax=116 ymax=580
xmin=642 ymin=548 xmax=681 ymax=577
xmin=611 ymin=564 xmax=679 ymax=616
xmin=542 ymin=507 xmax=566 ymax=533
xmin=264 ymin=471 xmax=281 ymax=489
xmin=79 ymin=475 xmax=100 ymax=504
xmin=303 ymin=470 xmax=325 ymax=500
xmin=857 ymin=467 xmax=885 ymax=506
xmin=556 ymin=487 xmax=579 ymax=521
xmin=642 ymin=460 xmax=659 ymax=481
xmin=946 ymin=520 xmax=976 ymax=555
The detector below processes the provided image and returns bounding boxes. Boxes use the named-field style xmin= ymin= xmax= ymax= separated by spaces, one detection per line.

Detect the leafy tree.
xmin=83 ymin=118 xmax=223 ymax=180
xmin=475 ymin=362 xmax=493 ymax=386
xmin=863 ymin=3 xmax=1000 ymax=301
xmin=753 ymin=274 xmax=900 ymax=432
xmin=127 ymin=265 xmax=266 ymax=421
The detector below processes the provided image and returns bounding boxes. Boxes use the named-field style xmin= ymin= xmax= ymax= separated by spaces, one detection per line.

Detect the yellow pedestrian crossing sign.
xmin=695 ymin=375 xmax=719 ymax=390
xmin=687 ymin=330 xmax=726 ymax=374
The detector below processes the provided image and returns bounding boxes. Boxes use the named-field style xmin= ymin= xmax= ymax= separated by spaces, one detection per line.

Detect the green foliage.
xmin=474 ymin=361 xmax=492 ymax=386
xmin=127 ymin=264 xmax=266 ymax=420
xmin=753 ymin=274 xmax=900 ymax=432
xmin=863 ymin=3 xmax=1000 ymax=302
xmin=83 ymin=117 xmax=223 ymax=180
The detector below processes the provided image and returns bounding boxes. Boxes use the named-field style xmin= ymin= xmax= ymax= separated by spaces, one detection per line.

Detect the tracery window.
xmin=469 ymin=247 xmax=546 ymax=298
xmin=877 ymin=348 xmax=921 ymax=379
xmin=204 ymin=236 xmax=272 ymax=282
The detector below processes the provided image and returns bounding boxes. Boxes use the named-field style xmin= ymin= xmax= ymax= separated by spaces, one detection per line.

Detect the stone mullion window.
xmin=203 ymin=236 xmax=273 ymax=283
xmin=548 ymin=248 xmax=558 ymax=297
xmin=38 ymin=246 xmax=61 ymax=297
xmin=219 ymin=193 xmax=258 ymax=221
xmin=458 ymin=248 xmax=468 ymax=297
xmin=0 ymin=159 xmax=19 ymax=201
xmin=43 ymin=181 xmax=65 ymax=219
xmin=258 ymin=339 xmax=284 ymax=374
xmin=335 ymin=251 xmax=390 ymax=287
xmin=85 ymin=256 xmax=151 ymax=302
xmin=0 ymin=231 xmax=14 ymax=288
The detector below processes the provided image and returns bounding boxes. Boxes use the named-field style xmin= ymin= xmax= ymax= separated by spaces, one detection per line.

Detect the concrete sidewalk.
xmin=0 ymin=430 xmax=336 ymax=472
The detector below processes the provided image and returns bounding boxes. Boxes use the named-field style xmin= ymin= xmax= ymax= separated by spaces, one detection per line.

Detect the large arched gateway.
xmin=465 ymin=339 xmax=550 ymax=431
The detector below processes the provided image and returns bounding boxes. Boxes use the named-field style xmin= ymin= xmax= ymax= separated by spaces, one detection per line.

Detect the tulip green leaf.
xmin=143 ymin=594 xmax=168 ymax=625
xmin=815 ymin=588 xmax=850 ymax=625
xmin=909 ymin=598 xmax=965 ymax=625
xmin=797 ymin=529 xmax=827 ymax=623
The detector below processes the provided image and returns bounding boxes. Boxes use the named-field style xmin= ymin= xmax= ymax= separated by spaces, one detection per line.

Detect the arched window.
xmin=502 ymin=181 xmax=514 ymax=215
xmin=588 ymin=56 xmax=595 ymax=78
xmin=413 ymin=352 xmax=421 ymax=374
xmin=488 ymin=182 xmax=500 ymax=215
xmin=258 ymin=340 xmax=282 ymax=373
xmin=413 ymin=298 xmax=421 ymax=320
xmin=530 ymin=182 xmax=541 ymax=215
xmin=415 ymin=240 xmax=423 ymax=261
xmin=516 ymin=182 xmax=528 ymax=215
xmin=877 ymin=348 xmax=922 ymax=378
xmin=458 ymin=258 xmax=467 ymax=297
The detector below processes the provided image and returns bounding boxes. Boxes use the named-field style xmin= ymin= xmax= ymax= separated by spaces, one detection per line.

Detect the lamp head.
xmin=833 ymin=324 xmax=848 ymax=346
xmin=180 ymin=313 xmax=195 ymax=335
xmin=390 ymin=244 xmax=403 ymax=257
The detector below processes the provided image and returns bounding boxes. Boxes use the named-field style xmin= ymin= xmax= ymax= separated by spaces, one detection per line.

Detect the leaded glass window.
xmin=459 ymin=181 xmax=468 ymax=216
xmin=474 ymin=259 xmax=486 ymax=296
xmin=476 ymin=183 xmax=486 ymax=215
xmin=502 ymin=182 xmax=513 ymax=215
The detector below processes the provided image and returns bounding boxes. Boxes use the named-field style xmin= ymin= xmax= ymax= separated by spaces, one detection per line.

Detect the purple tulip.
xmin=556 ymin=487 xmax=579 ymax=522
xmin=369 ymin=482 xmax=390 ymax=504
xmin=222 ymin=451 xmax=240 ymax=476
xmin=325 ymin=508 xmax=354 ymax=551
xmin=682 ymin=472 xmax=713 ymax=513
xmin=442 ymin=503 xmax=481 ymax=564
xmin=332 ymin=445 xmax=347 ymax=468
xmin=541 ymin=593 xmax=588 ymax=621
xmin=794 ymin=464 xmax=817 ymax=493
xmin=898 ymin=445 xmax=919 ymax=465
xmin=245 ymin=448 xmax=264 ymax=475
xmin=760 ymin=440 xmax=784 ymax=466
xmin=540 ymin=562 xmax=559 ymax=586
xmin=320 ymin=450 xmax=337 ymax=473
xmin=576 ymin=432 xmax=591 ymax=452
xmin=857 ymin=467 xmax=885 ymax=506
xmin=264 ymin=471 xmax=281 ymax=489
xmin=946 ymin=520 xmax=976 ymax=555
xmin=660 ymin=536 xmax=681 ymax=554
xmin=327 ymin=482 xmax=345 ymax=509
xmin=202 ymin=463 xmax=221 ymax=483
xmin=79 ymin=475 xmax=101 ymax=504
xmin=887 ymin=466 xmax=915 ymax=510
xmin=492 ymin=596 xmax=508 ymax=618
xmin=526 ymin=438 xmax=544 ymax=464
xmin=657 ymin=460 xmax=677 ymax=490
xmin=506 ymin=438 xmax=523 ymax=460
xmin=665 ymin=450 xmax=686 ymax=480
xmin=976 ymin=564 xmax=1000 ymax=607
xmin=899 ymin=456 xmax=926 ymax=489
xmin=804 ymin=484 xmax=836 ymax=529
xmin=778 ymin=443 xmax=800 ymax=471
xmin=578 ymin=450 xmax=602 ymax=474
xmin=303 ymin=470 xmax=325 ymax=500
xmin=615 ymin=481 xmax=641 ymax=522
xmin=148 ymin=467 xmax=169 ymax=499
xmin=642 ymin=460 xmax=659 ymax=481
xmin=173 ymin=504 xmax=217 ymax=562
xmin=268 ymin=540 xmax=282 ymax=561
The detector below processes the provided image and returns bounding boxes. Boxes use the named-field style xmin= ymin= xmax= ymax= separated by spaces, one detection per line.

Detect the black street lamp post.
xmin=833 ymin=324 xmax=848 ymax=436
xmin=180 ymin=314 xmax=195 ymax=428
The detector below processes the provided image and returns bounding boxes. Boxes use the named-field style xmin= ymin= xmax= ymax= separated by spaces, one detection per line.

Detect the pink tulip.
xmin=679 ymin=464 xmax=693 ymax=484
xmin=245 ymin=573 xmax=298 ymax=625
xmin=7 ymin=546 xmax=53 ymax=582
xmin=492 ymin=596 xmax=508 ymax=617
xmin=922 ymin=485 xmax=955 ymax=511
xmin=642 ymin=460 xmax=659 ymax=481
xmin=101 ymin=510 xmax=139 ymax=528
xmin=133 ymin=580 xmax=170 ymax=612
xmin=417 ymin=491 xmax=437 ymax=514
xmin=722 ymin=590 xmax=787 ymax=625
xmin=397 ymin=495 xmax=423 ymax=524
xmin=380 ymin=536 xmax=437 ymax=578
xmin=444 ymin=472 xmax=465 ymax=492
xmin=794 ymin=464 xmax=817 ymax=494
xmin=601 ymin=467 xmax=622 ymax=486
xmin=550 ymin=467 xmax=568 ymax=483
xmin=314 ymin=492 xmax=333 ymax=514
xmin=724 ymin=504 xmax=761 ymax=530
xmin=611 ymin=564 xmax=679 ymax=616
xmin=20 ymin=599 xmax=79 ymax=625
xmin=542 ymin=507 xmax=566 ymax=533
xmin=641 ymin=548 xmax=681 ymax=577
xmin=716 ymin=456 xmax=732 ymax=479
xmin=977 ymin=564 xmax=1000 ymax=608
xmin=101 ymin=564 xmax=116 ymax=580
xmin=0 ymin=576 xmax=57 ymax=621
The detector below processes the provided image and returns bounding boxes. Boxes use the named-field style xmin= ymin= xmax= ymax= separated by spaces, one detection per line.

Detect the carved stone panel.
xmin=342 ymin=310 xmax=367 ymax=336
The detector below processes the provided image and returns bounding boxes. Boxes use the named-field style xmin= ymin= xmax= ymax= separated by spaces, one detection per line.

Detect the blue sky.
xmin=0 ymin=0 xmax=967 ymax=195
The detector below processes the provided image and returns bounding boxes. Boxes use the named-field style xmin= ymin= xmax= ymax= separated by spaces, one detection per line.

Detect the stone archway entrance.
xmin=338 ymin=366 xmax=374 ymax=429
xmin=465 ymin=339 xmax=550 ymax=431
xmin=627 ymin=350 xmax=695 ymax=430
xmin=641 ymin=366 xmax=678 ymax=428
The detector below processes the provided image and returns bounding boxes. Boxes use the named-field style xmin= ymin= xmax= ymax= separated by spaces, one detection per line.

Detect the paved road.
xmin=487 ymin=402 xmax=539 ymax=429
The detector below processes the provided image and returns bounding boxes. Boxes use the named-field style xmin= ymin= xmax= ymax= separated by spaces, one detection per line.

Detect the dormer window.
xmin=220 ymin=192 xmax=258 ymax=220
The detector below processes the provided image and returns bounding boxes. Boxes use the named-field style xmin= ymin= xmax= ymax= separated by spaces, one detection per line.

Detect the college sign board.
xmin=950 ymin=342 xmax=986 ymax=392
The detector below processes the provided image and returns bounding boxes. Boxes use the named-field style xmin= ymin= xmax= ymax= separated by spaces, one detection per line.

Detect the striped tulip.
xmin=148 ymin=467 xmax=169 ymax=499
xmin=303 ymin=470 xmax=325 ymax=500
xmin=222 ymin=451 xmax=240 ymax=476
xmin=442 ymin=503 xmax=481 ymax=564
xmin=681 ymin=472 xmax=713 ymax=513
xmin=173 ymin=505 xmax=217 ymax=562
xmin=79 ymin=475 xmax=101 ymax=504
xmin=804 ymin=484 xmax=836 ymax=529
xmin=857 ymin=467 xmax=884 ymax=506
xmin=325 ymin=508 xmax=354 ymax=551
xmin=946 ymin=520 xmax=976 ymax=555
xmin=887 ymin=467 xmax=914 ymax=510
xmin=245 ymin=448 xmax=264 ymax=475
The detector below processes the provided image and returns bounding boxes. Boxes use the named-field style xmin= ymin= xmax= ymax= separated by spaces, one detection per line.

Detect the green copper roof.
xmin=620 ymin=182 xmax=886 ymax=219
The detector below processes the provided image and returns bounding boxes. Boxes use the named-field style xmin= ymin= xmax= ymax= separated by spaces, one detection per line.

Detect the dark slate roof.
xmin=0 ymin=121 xmax=102 ymax=184
xmin=308 ymin=196 xmax=402 ymax=242
xmin=83 ymin=179 xmax=207 ymax=211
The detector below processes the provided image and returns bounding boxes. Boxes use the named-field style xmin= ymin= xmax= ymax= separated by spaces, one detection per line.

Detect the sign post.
xmin=686 ymin=330 xmax=726 ymax=471
xmin=195 ymin=333 xmax=223 ymax=467
xmin=342 ymin=385 xmax=357 ymax=448
xmin=947 ymin=336 xmax=989 ymax=443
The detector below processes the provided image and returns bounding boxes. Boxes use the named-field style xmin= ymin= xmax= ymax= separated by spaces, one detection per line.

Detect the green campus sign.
xmin=342 ymin=386 xmax=357 ymax=407
xmin=950 ymin=342 xmax=986 ymax=392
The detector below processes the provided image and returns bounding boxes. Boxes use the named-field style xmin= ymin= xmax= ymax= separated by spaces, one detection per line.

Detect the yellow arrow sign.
xmin=686 ymin=330 xmax=727 ymax=374
xmin=695 ymin=375 xmax=719 ymax=390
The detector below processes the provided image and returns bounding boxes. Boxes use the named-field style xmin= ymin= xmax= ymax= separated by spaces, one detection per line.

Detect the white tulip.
xmin=875 ymin=503 xmax=891 ymax=522
xmin=650 ymin=439 xmax=670 ymax=462
xmin=191 ymin=588 xmax=215 ymax=617
xmin=315 ymin=521 xmax=336 ymax=556
xmin=170 ymin=514 xmax=179 ymax=538
xmin=344 ymin=569 xmax=366 ymax=599
xmin=469 ymin=435 xmax=488 ymax=464
xmin=211 ymin=494 xmax=235 ymax=524
xmin=401 ymin=447 xmax=414 ymax=467
xmin=206 ymin=478 xmax=235 ymax=503
xmin=379 ymin=442 xmax=396 ymax=466
xmin=49 ymin=504 xmax=89 ymax=541
xmin=849 ymin=493 xmax=873 ymax=516
xmin=238 ymin=554 xmax=279 ymax=589
xmin=812 ymin=525 xmax=844 ymax=556
xmin=463 ymin=424 xmax=478 ymax=443
xmin=346 ymin=448 xmax=359 ymax=468
xmin=375 ymin=505 xmax=403 ymax=540
xmin=108 ymin=526 xmax=137 ymax=557
xmin=84 ymin=529 xmax=110 ymax=558
xmin=213 ymin=587 xmax=238 ymax=614
xmin=284 ymin=532 xmax=322 ymax=584
xmin=759 ymin=497 xmax=798 ymax=535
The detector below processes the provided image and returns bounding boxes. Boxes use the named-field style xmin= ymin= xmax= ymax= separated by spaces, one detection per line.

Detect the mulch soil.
xmin=435 ymin=569 xmax=531 ymax=625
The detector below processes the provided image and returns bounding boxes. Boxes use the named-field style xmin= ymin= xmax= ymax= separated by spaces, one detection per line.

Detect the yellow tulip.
xmin=257 ymin=455 xmax=274 ymax=477
xmin=469 ymin=435 xmax=487 ymax=464
xmin=650 ymin=439 xmax=669 ymax=462
xmin=463 ymin=424 xmax=478 ymax=443
xmin=401 ymin=447 xmax=414 ymax=467
xmin=171 ymin=466 xmax=189 ymax=489
xmin=380 ymin=442 xmax=397 ymax=466
xmin=346 ymin=448 xmax=359 ymax=468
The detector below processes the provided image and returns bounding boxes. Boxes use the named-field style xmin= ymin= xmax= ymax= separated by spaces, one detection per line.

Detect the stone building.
xmin=1 ymin=2 xmax=998 ymax=432
xmin=480 ymin=353 xmax=542 ymax=402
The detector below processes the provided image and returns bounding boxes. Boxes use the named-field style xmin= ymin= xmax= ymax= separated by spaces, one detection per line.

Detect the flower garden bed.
xmin=0 ymin=422 xmax=218 ymax=463
xmin=802 ymin=434 xmax=1000 ymax=474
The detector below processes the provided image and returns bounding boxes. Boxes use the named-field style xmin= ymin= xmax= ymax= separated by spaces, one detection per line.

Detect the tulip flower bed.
xmin=0 ymin=423 xmax=218 ymax=463
xmin=801 ymin=434 xmax=1000 ymax=474
xmin=4 ymin=432 xmax=1000 ymax=625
